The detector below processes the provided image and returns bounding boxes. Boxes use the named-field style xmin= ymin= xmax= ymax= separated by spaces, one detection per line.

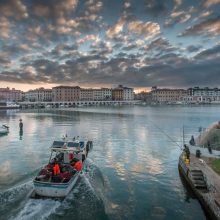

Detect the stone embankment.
xmin=179 ymin=153 xmax=220 ymax=220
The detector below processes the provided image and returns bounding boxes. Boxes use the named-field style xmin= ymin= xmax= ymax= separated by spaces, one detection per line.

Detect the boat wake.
xmin=12 ymin=198 xmax=61 ymax=220
xmin=48 ymin=159 xmax=109 ymax=220
xmin=0 ymin=159 xmax=109 ymax=220
xmin=0 ymin=181 xmax=33 ymax=219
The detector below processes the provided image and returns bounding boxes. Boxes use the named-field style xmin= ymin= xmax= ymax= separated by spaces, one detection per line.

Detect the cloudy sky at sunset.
xmin=0 ymin=0 xmax=220 ymax=91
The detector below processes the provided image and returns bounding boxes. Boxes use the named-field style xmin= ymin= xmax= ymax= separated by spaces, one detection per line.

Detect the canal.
xmin=1 ymin=105 xmax=219 ymax=220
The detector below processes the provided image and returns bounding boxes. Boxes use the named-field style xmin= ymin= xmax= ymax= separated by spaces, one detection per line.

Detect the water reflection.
xmin=19 ymin=129 xmax=23 ymax=140
xmin=0 ymin=161 xmax=12 ymax=185
xmin=1 ymin=106 xmax=218 ymax=219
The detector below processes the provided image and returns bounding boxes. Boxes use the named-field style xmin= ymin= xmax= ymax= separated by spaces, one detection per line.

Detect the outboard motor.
xmin=86 ymin=141 xmax=93 ymax=152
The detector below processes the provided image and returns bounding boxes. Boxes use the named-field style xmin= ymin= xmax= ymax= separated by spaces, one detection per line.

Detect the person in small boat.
xmin=56 ymin=152 xmax=64 ymax=162
xmin=73 ymin=160 xmax=82 ymax=171
xmin=37 ymin=168 xmax=52 ymax=181
xmin=53 ymin=163 xmax=61 ymax=176
xmin=69 ymin=152 xmax=73 ymax=161
xmin=59 ymin=166 xmax=74 ymax=182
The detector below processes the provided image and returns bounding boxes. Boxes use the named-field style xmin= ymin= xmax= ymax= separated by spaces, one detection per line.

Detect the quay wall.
xmin=17 ymin=100 xmax=140 ymax=109
xmin=179 ymin=154 xmax=220 ymax=220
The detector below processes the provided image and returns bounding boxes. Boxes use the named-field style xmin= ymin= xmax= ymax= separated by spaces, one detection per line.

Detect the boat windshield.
xmin=51 ymin=141 xmax=65 ymax=148
xmin=67 ymin=142 xmax=79 ymax=148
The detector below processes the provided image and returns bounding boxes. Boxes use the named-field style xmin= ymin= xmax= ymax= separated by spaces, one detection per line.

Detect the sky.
xmin=0 ymin=0 xmax=220 ymax=92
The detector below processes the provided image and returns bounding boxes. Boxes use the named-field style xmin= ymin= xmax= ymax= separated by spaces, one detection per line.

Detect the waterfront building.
xmin=112 ymin=85 xmax=134 ymax=101
xmin=0 ymin=87 xmax=24 ymax=101
xmin=135 ymin=91 xmax=152 ymax=104
xmin=187 ymin=87 xmax=220 ymax=103
xmin=92 ymin=88 xmax=112 ymax=101
xmin=100 ymin=88 xmax=112 ymax=100
xmin=80 ymin=88 xmax=94 ymax=101
xmin=151 ymin=87 xmax=188 ymax=103
xmin=52 ymin=86 xmax=80 ymax=101
xmin=25 ymin=88 xmax=52 ymax=102
xmin=93 ymin=89 xmax=104 ymax=101
xmin=112 ymin=85 xmax=123 ymax=101
xmin=22 ymin=85 xmax=134 ymax=102
xmin=123 ymin=87 xmax=134 ymax=100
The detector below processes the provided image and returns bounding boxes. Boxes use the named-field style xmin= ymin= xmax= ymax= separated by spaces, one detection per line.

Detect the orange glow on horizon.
xmin=134 ymin=87 xmax=151 ymax=94
xmin=0 ymin=81 xmax=60 ymax=92
xmin=0 ymin=81 xmax=151 ymax=93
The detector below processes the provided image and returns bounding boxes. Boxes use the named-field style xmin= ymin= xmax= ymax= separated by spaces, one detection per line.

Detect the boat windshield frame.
xmin=50 ymin=147 xmax=83 ymax=153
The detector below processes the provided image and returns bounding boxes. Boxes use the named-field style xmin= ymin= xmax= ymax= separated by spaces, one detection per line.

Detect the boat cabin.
xmin=49 ymin=140 xmax=86 ymax=164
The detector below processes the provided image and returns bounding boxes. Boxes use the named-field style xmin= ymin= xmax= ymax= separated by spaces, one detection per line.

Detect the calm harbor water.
xmin=1 ymin=105 xmax=220 ymax=220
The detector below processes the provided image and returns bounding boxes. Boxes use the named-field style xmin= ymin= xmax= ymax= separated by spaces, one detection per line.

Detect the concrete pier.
xmin=179 ymin=153 xmax=220 ymax=219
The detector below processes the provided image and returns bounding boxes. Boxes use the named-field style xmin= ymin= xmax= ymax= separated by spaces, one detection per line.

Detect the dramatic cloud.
xmin=194 ymin=43 xmax=220 ymax=60
xmin=127 ymin=20 xmax=161 ymax=39
xmin=0 ymin=17 xmax=11 ymax=39
xmin=144 ymin=37 xmax=177 ymax=55
xmin=203 ymin=0 xmax=220 ymax=7
xmin=32 ymin=0 xmax=78 ymax=19
xmin=0 ymin=0 xmax=220 ymax=89
xmin=144 ymin=0 xmax=167 ymax=16
xmin=186 ymin=45 xmax=202 ymax=53
xmin=0 ymin=0 xmax=28 ymax=20
xmin=106 ymin=17 xmax=125 ymax=38
xmin=180 ymin=16 xmax=220 ymax=37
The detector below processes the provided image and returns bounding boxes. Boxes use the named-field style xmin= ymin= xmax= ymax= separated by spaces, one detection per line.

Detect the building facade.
xmin=0 ymin=87 xmax=24 ymax=101
xmin=80 ymin=89 xmax=94 ymax=101
xmin=52 ymin=86 xmax=80 ymax=101
xmin=135 ymin=91 xmax=152 ymax=103
xmin=187 ymin=87 xmax=220 ymax=103
xmin=123 ymin=87 xmax=134 ymax=100
xmin=21 ymin=85 xmax=134 ymax=102
xmin=151 ymin=87 xmax=188 ymax=103
xmin=100 ymin=88 xmax=112 ymax=100
xmin=25 ymin=88 xmax=52 ymax=102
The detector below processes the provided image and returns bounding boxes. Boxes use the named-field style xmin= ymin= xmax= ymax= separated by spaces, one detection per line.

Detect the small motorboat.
xmin=0 ymin=124 xmax=9 ymax=135
xmin=32 ymin=137 xmax=93 ymax=198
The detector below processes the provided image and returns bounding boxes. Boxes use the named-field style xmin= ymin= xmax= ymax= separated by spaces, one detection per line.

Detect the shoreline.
xmin=179 ymin=153 xmax=220 ymax=220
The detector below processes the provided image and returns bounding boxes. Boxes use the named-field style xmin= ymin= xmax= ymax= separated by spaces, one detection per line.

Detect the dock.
xmin=179 ymin=152 xmax=220 ymax=220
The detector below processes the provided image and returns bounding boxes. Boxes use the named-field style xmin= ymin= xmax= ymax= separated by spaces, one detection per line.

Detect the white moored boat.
xmin=0 ymin=124 xmax=9 ymax=135
xmin=32 ymin=138 xmax=93 ymax=198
